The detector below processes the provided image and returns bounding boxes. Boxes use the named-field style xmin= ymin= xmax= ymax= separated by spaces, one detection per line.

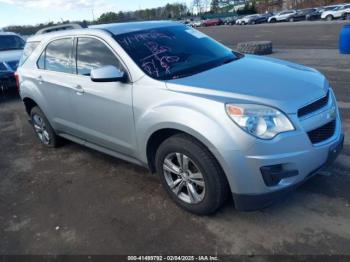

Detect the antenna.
xmin=91 ymin=8 xmax=95 ymax=21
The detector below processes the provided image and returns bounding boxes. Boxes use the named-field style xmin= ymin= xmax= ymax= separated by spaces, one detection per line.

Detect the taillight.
xmin=14 ymin=71 xmax=20 ymax=91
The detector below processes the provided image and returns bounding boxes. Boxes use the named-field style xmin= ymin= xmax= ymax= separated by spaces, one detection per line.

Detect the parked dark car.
xmin=289 ymin=8 xmax=318 ymax=22
xmin=202 ymin=18 xmax=223 ymax=27
xmin=342 ymin=11 xmax=350 ymax=20
xmin=0 ymin=32 xmax=25 ymax=93
xmin=305 ymin=8 xmax=323 ymax=20
xmin=249 ymin=13 xmax=274 ymax=24
xmin=223 ymin=17 xmax=237 ymax=25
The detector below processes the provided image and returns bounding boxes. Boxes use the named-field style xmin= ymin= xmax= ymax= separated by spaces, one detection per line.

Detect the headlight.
xmin=225 ymin=104 xmax=294 ymax=139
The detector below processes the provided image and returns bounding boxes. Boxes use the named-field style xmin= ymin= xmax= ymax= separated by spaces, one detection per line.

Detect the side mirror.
xmin=90 ymin=65 xmax=127 ymax=83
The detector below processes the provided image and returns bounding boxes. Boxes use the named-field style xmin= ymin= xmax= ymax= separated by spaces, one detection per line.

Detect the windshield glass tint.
xmin=113 ymin=25 xmax=237 ymax=80
xmin=0 ymin=35 xmax=25 ymax=51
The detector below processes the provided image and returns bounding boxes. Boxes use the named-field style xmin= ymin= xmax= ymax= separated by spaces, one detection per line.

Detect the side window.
xmin=37 ymin=50 xmax=45 ymax=69
xmin=76 ymin=37 xmax=122 ymax=76
xmin=45 ymin=38 xmax=73 ymax=74
xmin=19 ymin=41 xmax=40 ymax=66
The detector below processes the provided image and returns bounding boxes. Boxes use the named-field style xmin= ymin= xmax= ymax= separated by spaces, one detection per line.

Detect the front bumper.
xmin=233 ymin=133 xmax=344 ymax=211
xmin=0 ymin=72 xmax=17 ymax=91
xmin=218 ymin=89 xmax=343 ymax=211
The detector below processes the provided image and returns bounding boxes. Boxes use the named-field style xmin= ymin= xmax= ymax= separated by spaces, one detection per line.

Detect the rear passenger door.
xmin=69 ymin=36 xmax=136 ymax=157
xmin=279 ymin=11 xmax=292 ymax=20
xmin=36 ymin=37 xmax=80 ymax=135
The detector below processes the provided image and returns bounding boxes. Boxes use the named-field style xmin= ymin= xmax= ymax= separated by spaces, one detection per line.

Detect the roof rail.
xmin=35 ymin=23 xmax=84 ymax=35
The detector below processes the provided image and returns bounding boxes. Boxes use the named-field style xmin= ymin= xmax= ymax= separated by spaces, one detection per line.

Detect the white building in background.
xmin=228 ymin=0 xmax=250 ymax=12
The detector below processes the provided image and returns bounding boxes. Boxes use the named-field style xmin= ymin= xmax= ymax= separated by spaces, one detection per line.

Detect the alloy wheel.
xmin=163 ymin=152 xmax=205 ymax=204
xmin=32 ymin=114 xmax=50 ymax=145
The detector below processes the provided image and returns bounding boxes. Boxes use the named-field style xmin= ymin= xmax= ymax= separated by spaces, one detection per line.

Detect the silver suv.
xmin=17 ymin=21 xmax=343 ymax=214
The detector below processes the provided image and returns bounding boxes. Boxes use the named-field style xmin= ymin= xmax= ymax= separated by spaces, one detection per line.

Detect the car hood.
xmin=166 ymin=55 xmax=328 ymax=114
xmin=0 ymin=50 xmax=22 ymax=63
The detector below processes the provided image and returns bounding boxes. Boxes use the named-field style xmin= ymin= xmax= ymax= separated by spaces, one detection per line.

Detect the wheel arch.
xmin=145 ymin=126 xmax=228 ymax=184
xmin=23 ymin=97 xmax=38 ymax=115
xmin=135 ymin=101 xmax=252 ymax=194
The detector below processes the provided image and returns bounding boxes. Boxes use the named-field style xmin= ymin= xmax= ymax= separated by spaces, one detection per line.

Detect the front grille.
xmin=307 ymin=120 xmax=336 ymax=144
xmin=298 ymin=91 xmax=329 ymax=118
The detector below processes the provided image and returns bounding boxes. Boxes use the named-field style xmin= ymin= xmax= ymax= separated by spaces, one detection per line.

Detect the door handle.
xmin=37 ymin=75 xmax=43 ymax=84
xmin=73 ymin=84 xmax=84 ymax=95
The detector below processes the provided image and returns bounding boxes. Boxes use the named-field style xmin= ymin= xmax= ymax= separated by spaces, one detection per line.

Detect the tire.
xmin=326 ymin=15 xmax=333 ymax=21
xmin=346 ymin=14 xmax=350 ymax=20
xmin=237 ymin=41 xmax=273 ymax=55
xmin=30 ymin=106 xmax=61 ymax=147
xmin=155 ymin=134 xmax=229 ymax=215
xmin=289 ymin=17 xmax=294 ymax=22
xmin=269 ymin=18 xmax=276 ymax=23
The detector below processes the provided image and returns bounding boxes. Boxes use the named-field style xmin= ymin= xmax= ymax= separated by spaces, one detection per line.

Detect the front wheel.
xmin=155 ymin=134 xmax=229 ymax=215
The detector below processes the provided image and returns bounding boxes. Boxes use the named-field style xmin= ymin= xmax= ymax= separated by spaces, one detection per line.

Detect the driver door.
xmin=69 ymin=36 xmax=136 ymax=157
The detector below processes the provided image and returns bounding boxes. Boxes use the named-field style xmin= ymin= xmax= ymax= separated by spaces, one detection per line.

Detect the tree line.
xmin=3 ymin=0 xmax=349 ymax=35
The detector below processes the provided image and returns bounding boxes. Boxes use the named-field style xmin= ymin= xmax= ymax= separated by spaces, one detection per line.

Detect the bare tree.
xmin=203 ymin=0 xmax=211 ymax=12
xmin=192 ymin=0 xmax=205 ymax=14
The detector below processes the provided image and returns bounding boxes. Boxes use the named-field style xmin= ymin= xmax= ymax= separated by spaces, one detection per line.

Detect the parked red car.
xmin=202 ymin=18 xmax=223 ymax=27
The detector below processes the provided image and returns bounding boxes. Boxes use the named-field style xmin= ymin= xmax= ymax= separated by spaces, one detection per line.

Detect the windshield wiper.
xmin=222 ymin=57 xmax=236 ymax=65
xmin=170 ymin=55 xmax=242 ymax=80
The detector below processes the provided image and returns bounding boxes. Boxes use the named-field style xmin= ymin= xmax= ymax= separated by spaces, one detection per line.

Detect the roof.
xmin=27 ymin=21 xmax=182 ymax=42
xmin=35 ymin=23 xmax=83 ymax=35
xmin=0 ymin=32 xmax=20 ymax=36
xmin=90 ymin=20 xmax=181 ymax=35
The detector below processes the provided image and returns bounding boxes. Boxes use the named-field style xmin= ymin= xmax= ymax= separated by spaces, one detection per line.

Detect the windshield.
xmin=113 ymin=25 xmax=240 ymax=80
xmin=0 ymin=35 xmax=25 ymax=51
xmin=332 ymin=6 xmax=343 ymax=10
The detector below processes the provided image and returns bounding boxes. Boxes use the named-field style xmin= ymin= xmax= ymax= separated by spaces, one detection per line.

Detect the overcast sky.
xmin=0 ymin=0 xmax=192 ymax=28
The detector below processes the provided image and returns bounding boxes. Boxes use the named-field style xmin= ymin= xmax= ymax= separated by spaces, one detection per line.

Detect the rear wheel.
xmin=155 ymin=134 xmax=229 ymax=215
xmin=270 ymin=18 xmax=276 ymax=23
xmin=346 ymin=13 xmax=350 ymax=20
xmin=30 ymin=106 xmax=61 ymax=147
xmin=289 ymin=17 xmax=294 ymax=22
xmin=326 ymin=15 xmax=333 ymax=21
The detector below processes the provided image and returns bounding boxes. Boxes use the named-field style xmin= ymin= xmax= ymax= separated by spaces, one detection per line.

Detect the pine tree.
xmin=211 ymin=0 xmax=220 ymax=12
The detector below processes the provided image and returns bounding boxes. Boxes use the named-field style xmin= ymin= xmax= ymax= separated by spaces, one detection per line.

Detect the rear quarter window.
xmin=40 ymin=38 xmax=74 ymax=74
xmin=19 ymin=41 xmax=40 ymax=66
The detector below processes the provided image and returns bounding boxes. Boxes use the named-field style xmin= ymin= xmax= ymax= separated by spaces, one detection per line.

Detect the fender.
xmin=135 ymin=103 xmax=255 ymax=193
xmin=20 ymin=78 xmax=51 ymax=120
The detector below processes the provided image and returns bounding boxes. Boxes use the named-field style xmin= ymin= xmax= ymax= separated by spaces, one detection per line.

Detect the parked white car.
xmin=190 ymin=20 xmax=202 ymax=27
xmin=268 ymin=10 xmax=297 ymax=23
xmin=236 ymin=15 xmax=257 ymax=25
xmin=321 ymin=4 xmax=350 ymax=20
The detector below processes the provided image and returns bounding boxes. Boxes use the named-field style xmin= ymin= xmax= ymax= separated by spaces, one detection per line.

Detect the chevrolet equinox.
xmin=17 ymin=21 xmax=344 ymax=214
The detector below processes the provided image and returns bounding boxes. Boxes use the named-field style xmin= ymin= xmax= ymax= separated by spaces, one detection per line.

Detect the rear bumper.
xmin=233 ymin=134 xmax=344 ymax=211
xmin=0 ymin=73 xmax=17 ymax=91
